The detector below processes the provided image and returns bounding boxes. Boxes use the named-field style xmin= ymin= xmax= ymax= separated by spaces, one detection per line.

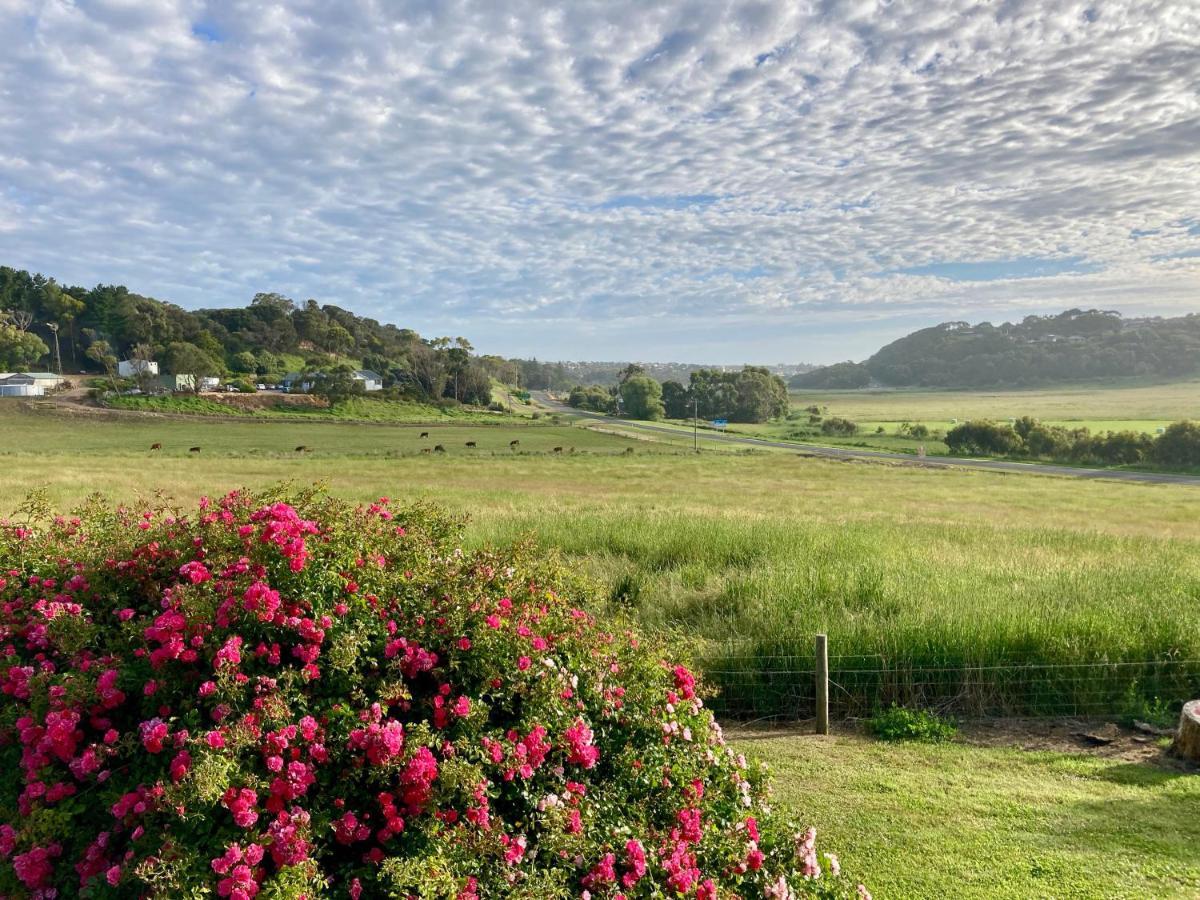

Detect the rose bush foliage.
xmin=0 ymin=488 xmax=866 ymax=898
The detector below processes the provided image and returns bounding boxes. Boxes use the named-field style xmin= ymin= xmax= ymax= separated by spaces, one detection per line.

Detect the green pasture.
xmin=789 ymin=380 xmax=1200 ymax=425
xmin=2 ymin=402 xmax=637 ymax=458
xmin=3 ymin=401 xmax=1198 ymax=720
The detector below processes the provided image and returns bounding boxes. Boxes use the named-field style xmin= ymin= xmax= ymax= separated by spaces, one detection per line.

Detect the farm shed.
xmin=0 ymin=374 xmax=44 ymax=397
xmin=118 ymin=359 xmax=159 ymax=378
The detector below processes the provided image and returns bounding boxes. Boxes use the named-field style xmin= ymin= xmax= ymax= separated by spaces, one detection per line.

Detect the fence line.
xmin=698 ymin=638 xmax=1200 ymax=721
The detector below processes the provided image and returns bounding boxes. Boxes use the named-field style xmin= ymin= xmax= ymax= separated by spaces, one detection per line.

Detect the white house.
xmin=118 ymin=359 xmax=159 ymax=378
xmin=354 ymin=369 xmax=384 ymax=392
xmin=198 ymin=376 xmax=221 ymax=391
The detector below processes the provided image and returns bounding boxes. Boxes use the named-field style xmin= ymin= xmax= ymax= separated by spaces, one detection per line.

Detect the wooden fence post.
xmin=815 ymin=633 xmax=829 ymax=735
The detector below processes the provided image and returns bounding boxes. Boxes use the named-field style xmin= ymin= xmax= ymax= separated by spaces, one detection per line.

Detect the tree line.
xmin=0 ymin=265 xmax=514 ymax=406
xmin=945 ymin=417 xmax=1200 ymax=467
xmin=568 ymin=365 xmax=789 ymax=423
xmin=794 ymin=309 xmax=1200 ymax=390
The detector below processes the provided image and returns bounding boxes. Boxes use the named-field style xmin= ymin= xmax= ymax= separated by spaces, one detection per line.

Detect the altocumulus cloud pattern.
xmin=0 ymin=0 xmax=1198 ymax=360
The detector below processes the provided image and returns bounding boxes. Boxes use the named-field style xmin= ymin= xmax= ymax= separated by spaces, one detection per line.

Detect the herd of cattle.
xmin=144 ymin=433 xmax=637 ymax=455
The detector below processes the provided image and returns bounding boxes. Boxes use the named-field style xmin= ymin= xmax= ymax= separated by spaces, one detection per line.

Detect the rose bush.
xmin=0 ymin=488 xmax=866 ymax=898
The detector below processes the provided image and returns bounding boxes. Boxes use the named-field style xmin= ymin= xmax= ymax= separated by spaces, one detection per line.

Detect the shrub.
xmin=943 ymin=420 xmax=1022 ymax=456
xmin=820 ymin=417 xmax=858 ymax=436
xmin=0 ymin=489 xmax=864 ymax=898
xmin=1150 ymin=420 xmax=1200 ymax=467
xmin=868 ymin=706 xmax=957 ymax=743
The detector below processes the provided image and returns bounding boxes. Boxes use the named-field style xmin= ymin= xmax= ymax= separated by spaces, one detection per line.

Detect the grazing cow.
xmin=553 ymin=446 xmax=563 ymax=454
xmin=421 ymin=448 xmax=431 ymax=454
xmin=434 ymin=444 xmax=445 ymax=453
xmin=509 ymin=439 xmax=520 ymax=449
xmin=150 ymin=442 xmax=162 ymax=451
xmin=189 ymin=446 xmax=201 ymax=453
xmin=420 ymin=432 xmax=429 ymax=439
xmin=295 ymin=445 xmax=310 ymax=453
xmin=624 ymin=447 xmax=634 ymax=455
xmin=465 ymin=441 xmax=477 ymax=448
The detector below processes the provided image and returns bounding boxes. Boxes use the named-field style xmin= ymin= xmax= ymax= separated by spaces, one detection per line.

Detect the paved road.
xmin=535 ymin=394 xmax=1200 ymax=487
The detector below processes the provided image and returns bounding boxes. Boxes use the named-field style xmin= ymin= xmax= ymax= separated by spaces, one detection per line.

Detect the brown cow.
xmin=420 ymin=432 xmax=429 ymax=438
xmin=295 ymin=446 xmax=310 ymax=453
xmin=150 ymin=442 xmax=162 ymax=451
xmin=553 ymin=446 xmax=563 ymax=454
xmin=434 ymin=444 xmax=445 ymax=453
xmin=189 ymin=446 xmax=201 ymax=453
xmin=465 ymin=441 xmax=477 ymax=448
xmin=509 ymin=439 xmax=520 ymax=449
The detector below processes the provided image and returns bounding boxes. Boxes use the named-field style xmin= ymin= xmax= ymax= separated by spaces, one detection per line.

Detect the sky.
xmin=0 ymin=1 xmax=1198 ymax=365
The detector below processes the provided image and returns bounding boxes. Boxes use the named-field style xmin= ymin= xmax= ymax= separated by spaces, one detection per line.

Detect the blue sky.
xmin=1 ymin=1 xmax=1198 ymax=364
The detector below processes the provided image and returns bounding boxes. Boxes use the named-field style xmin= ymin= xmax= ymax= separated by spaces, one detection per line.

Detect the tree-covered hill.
xmin=0 ymin=264 xmax=502 ymax=403
xmin=793 ymin=309 xmax=1200 ymax=390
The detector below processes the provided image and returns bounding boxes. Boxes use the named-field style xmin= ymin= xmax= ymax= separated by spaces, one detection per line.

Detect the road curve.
xmin=535 ymin=394 xmax=1200 ymax=487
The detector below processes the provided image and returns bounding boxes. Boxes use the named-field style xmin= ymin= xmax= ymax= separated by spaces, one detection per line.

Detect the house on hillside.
xmin=198 ymin=376 xmax=221 ymax=391
xmin=0 ymin=374 xmax=43 ymax=397
xmin=354 ymin=369 xmax=384 ymax=392
xmin=282 ymin=370 xmax=384 ymax=393
xmin=118 ymin=359 xmax=159 ymax=378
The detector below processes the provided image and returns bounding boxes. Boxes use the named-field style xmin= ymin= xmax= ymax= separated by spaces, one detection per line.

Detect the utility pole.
xmin=693 ymin=395 xmax=698 ymax=452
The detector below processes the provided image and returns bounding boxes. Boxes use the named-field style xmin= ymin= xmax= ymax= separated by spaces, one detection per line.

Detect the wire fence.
xmin=699 ymin=642 xmax=1200 ymax=721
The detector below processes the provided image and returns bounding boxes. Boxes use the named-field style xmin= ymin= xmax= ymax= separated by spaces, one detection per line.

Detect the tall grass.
xmin=468 ymin=511 xmax=1200 ymax=718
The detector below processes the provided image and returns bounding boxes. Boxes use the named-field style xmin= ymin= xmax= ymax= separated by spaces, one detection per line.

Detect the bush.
xmin=0 ymin=489 xmax=864 ymax=898
xmin=1150 ymin=420 xmax=1200 ymax=467
xmin=944 ymin=421 xmax=1022 ymax=456
xmin=820 ymin=417 xmax=858 ymax=436
xmin=868 ymin=706 xmax=957 ymax=743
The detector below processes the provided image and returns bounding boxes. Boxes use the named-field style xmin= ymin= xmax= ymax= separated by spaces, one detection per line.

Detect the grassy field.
xmin=4 ymin=399 xmax=1199 ymax=897
xmin=4 ymin=401 xmax=1199 ymax=718
xmin=743 ymin=730 xmax=1200 ymax=899
xmin=789 ymin=380 xmax=1200 ymax=424
xmin=640 ymin=380 xmax=1200 ymax=461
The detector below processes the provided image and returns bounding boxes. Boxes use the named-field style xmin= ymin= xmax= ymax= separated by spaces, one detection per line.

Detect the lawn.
xmin=742 ymin=729 xmax=1200 ymax=899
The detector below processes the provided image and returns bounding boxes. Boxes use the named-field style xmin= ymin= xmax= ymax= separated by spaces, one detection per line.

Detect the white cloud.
xmin=0 ymin=0 xmax=1197 ymax=362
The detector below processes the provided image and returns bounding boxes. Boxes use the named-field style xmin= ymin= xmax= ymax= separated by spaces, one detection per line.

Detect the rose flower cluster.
xmin=0 ymin=489 xmax=866 ymax=898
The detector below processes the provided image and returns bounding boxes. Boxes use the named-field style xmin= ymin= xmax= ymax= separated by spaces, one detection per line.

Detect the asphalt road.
xmin=535 ymin=394 xmax=1200 ymax=487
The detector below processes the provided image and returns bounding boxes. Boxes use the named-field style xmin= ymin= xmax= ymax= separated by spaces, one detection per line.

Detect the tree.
xmin=163 ymin=341 xmax=222 ymax=392
xmin=617 ymin=363 xmax=646 ymax=385
xmin=620 ymin=375 xmax=665 ymax=420
xmin=456 ymin=360 xmax=492 ymax=406
xmin=0 ymin=321 xmax=48 ymax=369
xmin=661 ymin=380 xmax=691 ymax=418
xmin=310 ymin=365 xmax=366 ymax=404
xmin=409 ymin=340 xmax=449 ymax=400
xmin=1151 ymin=421 xmax=1200 ymax=467
xmin=85 ymin=338 xmax=119 ymax=389
xmin=128 ymin=342 xmax=158 ymax=393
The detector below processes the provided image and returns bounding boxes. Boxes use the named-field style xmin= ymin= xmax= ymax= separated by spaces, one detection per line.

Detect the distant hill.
xmin=792 ymin=309 xmax=1200 ymax=390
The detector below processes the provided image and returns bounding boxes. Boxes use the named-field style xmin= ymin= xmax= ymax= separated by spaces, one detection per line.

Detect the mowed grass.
xmin=739 ymin=730 xmax=1200 ymax=899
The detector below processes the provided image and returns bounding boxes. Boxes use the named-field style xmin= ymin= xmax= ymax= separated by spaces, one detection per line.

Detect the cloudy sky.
xmin=1 ymin=0 xmax=1198 ymax=363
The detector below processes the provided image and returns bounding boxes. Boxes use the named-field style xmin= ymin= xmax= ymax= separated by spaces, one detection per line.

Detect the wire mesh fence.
xmin=698 ymin=640 xmax=1200 ymax=721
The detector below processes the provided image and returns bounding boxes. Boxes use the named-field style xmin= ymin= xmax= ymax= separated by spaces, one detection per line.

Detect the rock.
xmin=1171 ymin=700 xmax=1200 ymax=762
xmin=1072 ymin=722 xmax=1121 ymax=746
